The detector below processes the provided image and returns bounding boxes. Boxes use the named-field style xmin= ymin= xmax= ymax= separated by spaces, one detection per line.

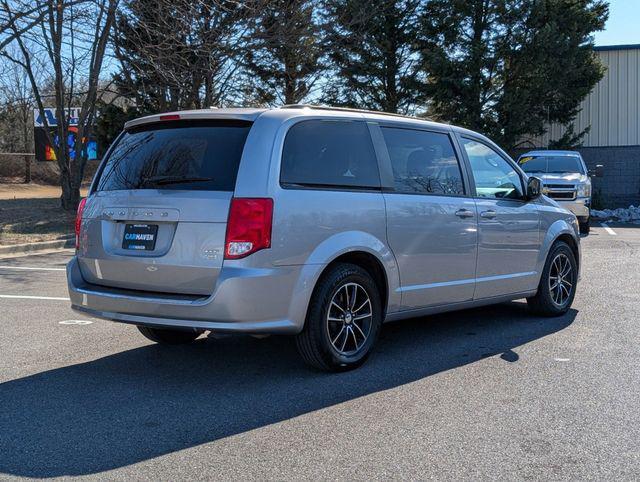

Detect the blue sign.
xmin=33 ymin=107 xmax=81 ymax=127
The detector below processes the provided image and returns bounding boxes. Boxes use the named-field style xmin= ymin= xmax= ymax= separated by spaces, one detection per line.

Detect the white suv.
xmin=517 ymin=150 xmax=603 ymax=234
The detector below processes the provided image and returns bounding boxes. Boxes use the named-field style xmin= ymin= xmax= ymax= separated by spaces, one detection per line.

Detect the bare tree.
xmin=0 ymin=52 xmax=36 ymax=182
xmin=1 ymin=0 xmax=118 ymax=210
xmin=0 ymin=0 xmax=50 ymax=50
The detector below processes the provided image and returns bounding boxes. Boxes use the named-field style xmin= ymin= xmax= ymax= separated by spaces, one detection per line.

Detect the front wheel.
xmin=296 ymin=263 xmax=382 ymax=372
xmin=527 ymin=241 xmax=577 ymax=316
xmin=137 ymin=326 xmax=203 ymax=345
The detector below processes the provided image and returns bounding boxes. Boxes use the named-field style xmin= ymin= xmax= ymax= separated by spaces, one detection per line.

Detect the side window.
xmin=460 ymin=138 xmax=524 ymax=200
xmin=380 ymin=127 xmax=465 ymax=196
xmin=281 ymin=120 xmax=380 ymax=189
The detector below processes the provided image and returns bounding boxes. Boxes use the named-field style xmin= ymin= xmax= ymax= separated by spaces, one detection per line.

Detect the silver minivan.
xmin=68 ymin=105 xmax=581 ymax=371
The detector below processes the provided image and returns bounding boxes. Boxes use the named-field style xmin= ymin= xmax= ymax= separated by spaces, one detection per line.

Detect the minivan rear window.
xmin=281 ymin=120 xmax=380 ymax=189
xmin=95 ymin=120 xmax=252 ymax=192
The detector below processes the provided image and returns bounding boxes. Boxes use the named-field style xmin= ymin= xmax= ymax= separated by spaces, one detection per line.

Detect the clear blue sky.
xmin=594 ymin=0 xmax=640 ymax=46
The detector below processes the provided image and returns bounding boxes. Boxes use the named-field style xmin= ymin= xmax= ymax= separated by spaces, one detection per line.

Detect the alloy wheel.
xmin=326 ymin=282 xmax=373 ymax=356
xmin=549 ymin=253 xmax=573 ymax=307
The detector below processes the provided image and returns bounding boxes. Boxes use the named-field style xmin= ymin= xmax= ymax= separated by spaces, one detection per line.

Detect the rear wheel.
xmin=296 ymin=263 xmax=382 ymax=372
xmin=579 ymin=217 xmax=590 ymax=235
xmin=137 ymin=326 xmax=203 ymax=345
xmin=527 ymin=241 xmax=577 ymax=316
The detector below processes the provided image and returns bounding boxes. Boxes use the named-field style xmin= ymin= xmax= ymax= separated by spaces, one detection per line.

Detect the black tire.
xmin=579 ymin=217 xmax=590 ymax=235
xmin=137 ymin=326 xmax=202 ymax=345
xmin=296 ymin=263 xmax=382 ymax=372
xmin=527 ymin=241 xmax=577 ymax=317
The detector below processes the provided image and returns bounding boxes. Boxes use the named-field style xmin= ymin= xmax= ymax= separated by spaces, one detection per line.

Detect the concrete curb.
xmin=0 ymin=236 xmax=74 ymax=256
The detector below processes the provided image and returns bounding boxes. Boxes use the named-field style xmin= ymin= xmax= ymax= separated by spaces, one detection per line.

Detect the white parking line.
xmin=0 ymin=294 xmax=70 ymax=301
xmin=600 ymin=223 xmax=617 ymax=236
xmin=59 ymin=319 xmax=93 ymax=325
xmin=0 ymin=266 xmax=66 ymax=271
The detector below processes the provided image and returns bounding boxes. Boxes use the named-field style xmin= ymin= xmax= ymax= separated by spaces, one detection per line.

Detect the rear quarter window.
xmin=95 ymin=120 xmax=252 ymax=192
xmin=381 ymin=127 xmax=465 ymax=196
xmin=280 ymin=120 xmax=380 ymax=189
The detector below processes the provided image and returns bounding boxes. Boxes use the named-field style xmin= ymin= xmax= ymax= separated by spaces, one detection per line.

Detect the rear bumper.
xmin=557 ymin=198 xmax=590 ymax=219
xmin=66 ymin=256 xmax=308 ymax=334
xmin=71 ymin=305 xmax=297 ymax=333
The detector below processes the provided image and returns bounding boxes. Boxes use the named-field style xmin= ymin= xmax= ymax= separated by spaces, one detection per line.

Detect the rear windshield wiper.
xmin=141 ymin=175 xmax=213 ymax=186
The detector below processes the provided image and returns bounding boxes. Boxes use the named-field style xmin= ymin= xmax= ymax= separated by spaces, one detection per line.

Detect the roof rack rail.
xmin=280 ymin=104 xmax=432 ymax=122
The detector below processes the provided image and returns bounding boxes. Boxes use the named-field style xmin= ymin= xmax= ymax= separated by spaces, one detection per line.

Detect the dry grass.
xmin=0 ymin=197 xmax=76 ymax=245
xmin=0 ymin=183 xmax=69 ymax=200
xmin=0 ymin=183 xmax=88 ymax=245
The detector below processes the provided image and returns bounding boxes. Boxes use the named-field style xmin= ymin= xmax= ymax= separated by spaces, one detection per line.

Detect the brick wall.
xmin=579 ymin=146 xmax=640 ymax=208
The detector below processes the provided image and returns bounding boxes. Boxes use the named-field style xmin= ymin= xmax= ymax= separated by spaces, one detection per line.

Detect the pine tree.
xmin=419 ymin=0 xmax=608 ymax=150
xmin=113 ymin=0 xmax=245 ymax=112
xmin=242 ymin=0 xmax=324 ymax=105
xmin=323 ymin=0 xmax=425 ymax=114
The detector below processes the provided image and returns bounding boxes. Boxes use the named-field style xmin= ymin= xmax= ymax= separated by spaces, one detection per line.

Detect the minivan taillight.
xmin=75 ymin=197 xmax=87 ymax=250
xmin=224 ymin=198 xmax=273 ymax=259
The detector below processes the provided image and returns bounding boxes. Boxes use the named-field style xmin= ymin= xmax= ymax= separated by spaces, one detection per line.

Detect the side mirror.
xmin=526 ymin=176 xmax=542 ymax=200
xmin=589 ymin=164 xmax=604 ymax=178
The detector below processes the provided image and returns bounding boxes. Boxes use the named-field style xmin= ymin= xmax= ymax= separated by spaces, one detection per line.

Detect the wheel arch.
xmin=316 ymin=251 xmax=390 ymax=317
xmin=287 ymin=231 xmax=401 ymax=333
xmin=538 ymin=219 xmax=581 ymax=279
xmin=555 ymin=233 xmax=580 ymax=271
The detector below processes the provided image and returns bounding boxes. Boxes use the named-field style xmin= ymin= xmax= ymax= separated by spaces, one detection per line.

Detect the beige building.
xmin=521 ymin=44 xmax=640 ymax=207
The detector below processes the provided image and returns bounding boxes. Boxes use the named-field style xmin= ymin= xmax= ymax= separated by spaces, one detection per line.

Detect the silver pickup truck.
xmin=517 ymin=150 xmax=603 ymax=234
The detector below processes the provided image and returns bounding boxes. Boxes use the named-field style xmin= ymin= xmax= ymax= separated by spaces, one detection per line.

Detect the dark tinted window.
xmin=96 ymin=120 xmax=252 ymax=192
xmin=461 ymin=138 xmax=524 ymax=200
xmin=381 ymin=127 xmax=465 ymax=195
xmin=518 ymin=155 xmax=584 ymax=174
xmin=281 ymin=120 xmax=380 ymax=189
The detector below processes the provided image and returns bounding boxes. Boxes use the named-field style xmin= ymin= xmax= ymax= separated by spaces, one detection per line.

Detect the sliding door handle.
xmin=455 ymin=208 xmax=475 ymax=219
xmin=480 ymin=210 xmax=497 ymax=219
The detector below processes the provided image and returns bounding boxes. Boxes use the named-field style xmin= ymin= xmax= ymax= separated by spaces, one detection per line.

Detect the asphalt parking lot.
xmin=0 ymin=224 xmax=638 ymax=480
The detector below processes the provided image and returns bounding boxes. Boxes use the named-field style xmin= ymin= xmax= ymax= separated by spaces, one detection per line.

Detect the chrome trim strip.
xmin=73 ymin=284 xmax=210 ymax=306
xmin=384 ymin=289 xmax=538 ymax=322
xmin=397 ymin=271 xmax=537 ymax=293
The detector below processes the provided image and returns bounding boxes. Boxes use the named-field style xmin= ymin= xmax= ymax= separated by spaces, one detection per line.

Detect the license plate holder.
xmin=122 ymin=224 xmax=158 ymax=251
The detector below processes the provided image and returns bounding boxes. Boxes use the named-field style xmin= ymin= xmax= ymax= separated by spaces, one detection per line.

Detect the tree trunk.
xmin=60 ymin=172 xmax=80 ymax=211
xmin=22 ymin=112 xmax=31 ymax=183
xmin=23 ymin=155 xmax=31 ymax=184
xmin=204 ymin=71 xmax=213 ymax=107
xmin=469 ymin=0 xmax=487 ymax=131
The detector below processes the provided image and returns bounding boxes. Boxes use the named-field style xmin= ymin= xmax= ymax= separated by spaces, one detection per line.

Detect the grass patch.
xmin=0 ymin=197 xmax=75 ymax=245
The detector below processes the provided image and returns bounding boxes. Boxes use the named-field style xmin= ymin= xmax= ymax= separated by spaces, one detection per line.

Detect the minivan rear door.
xmin=77 ymin=119 xmax=252 ymax=295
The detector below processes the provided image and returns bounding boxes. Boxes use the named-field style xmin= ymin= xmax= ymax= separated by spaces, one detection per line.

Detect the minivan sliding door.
xmin=374 ymin=125 xmax=478 ymax=310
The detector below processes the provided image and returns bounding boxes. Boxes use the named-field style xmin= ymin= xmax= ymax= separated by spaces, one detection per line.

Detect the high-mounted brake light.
xmin=159 ymin=114 xmax=181 ymax=121
xmin=75 ymin=197 xmax=87 ymax=250
xmin=224 ymin=198 xmax=273 ymax=259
